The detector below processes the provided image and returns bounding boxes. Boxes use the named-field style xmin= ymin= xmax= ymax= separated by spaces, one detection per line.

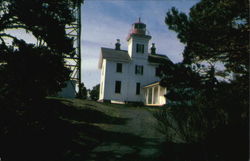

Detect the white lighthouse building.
xmin=98 ymin=19 xmax=171 ymax=106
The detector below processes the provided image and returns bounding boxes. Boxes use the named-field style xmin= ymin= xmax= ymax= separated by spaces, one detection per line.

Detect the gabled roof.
xmin=98 ymin=47 xmax=131 ymax=69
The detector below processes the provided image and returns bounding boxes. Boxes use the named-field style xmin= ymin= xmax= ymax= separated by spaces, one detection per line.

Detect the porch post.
xmin=158 ymin=85 xmax=160 ymax=105
xmin=152 ymin=87 xmax=154 ymax=105
xmin=146 ymin=88 xmax=148 ymax=105
xmin=164 ymin=87 xmax=167 ymax=104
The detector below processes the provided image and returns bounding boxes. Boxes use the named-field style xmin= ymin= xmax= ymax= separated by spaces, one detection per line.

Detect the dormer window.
xmin=136 ymin=44 xmax=144 ymax=53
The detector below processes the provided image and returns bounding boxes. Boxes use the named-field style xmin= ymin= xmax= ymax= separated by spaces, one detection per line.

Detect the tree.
xmin=0 ymin=1 xmax=83 ymax=159
xmin=155 ymin=0 xmax=249 ymax=160
xmin=0 ymin=40 xmax=71 ymax=102
xmin=164 ymin=0 xmax=249 ymax=121
xmin=77 ymin=83 xmax=88 ymax=99
xmin=166 ymin=0 xmax=249 ymax=77
xmin=0 ymin=0 xmax=83 ymax=102
xmin=89 ymin=84 xmax=100 ymax=101
xmin=0 ymin=0 xmax=80 ymax=53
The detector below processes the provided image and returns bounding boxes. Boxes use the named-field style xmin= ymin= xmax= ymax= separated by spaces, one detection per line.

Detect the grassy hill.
xmin=1 ymin=98 xmax=167 ymax=161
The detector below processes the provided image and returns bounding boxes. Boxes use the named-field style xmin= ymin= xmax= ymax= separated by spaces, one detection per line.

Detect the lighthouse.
xmin=98 ymin=19 xmax=169 ymax=106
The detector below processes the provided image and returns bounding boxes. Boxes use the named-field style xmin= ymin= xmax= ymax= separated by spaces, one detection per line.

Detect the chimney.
xmin=115 ymin=39 xmax=121 ymax=50
xmin=151 ymin=43 xmax=156 ymax=54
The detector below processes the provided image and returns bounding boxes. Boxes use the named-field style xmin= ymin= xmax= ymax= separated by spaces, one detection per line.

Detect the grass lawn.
xmin=1 ymin=97 xmax=167 ymax=161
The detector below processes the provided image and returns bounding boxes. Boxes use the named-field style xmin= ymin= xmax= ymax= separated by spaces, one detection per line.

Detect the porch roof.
xmin=143 ymin=81 xmax=161 ymax=88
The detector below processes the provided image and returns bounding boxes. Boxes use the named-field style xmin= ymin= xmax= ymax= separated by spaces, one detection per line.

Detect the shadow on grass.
xmin=0 ymin=99 xmax=167 ymax=161
xmin=51 ymin=100 xmax=128 ymax=125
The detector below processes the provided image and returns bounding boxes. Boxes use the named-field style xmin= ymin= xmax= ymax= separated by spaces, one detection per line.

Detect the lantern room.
xmin=132 ymin=18 xmax=146 ymax=35
xmin=127 ymin=18 xmax=151 ymax=41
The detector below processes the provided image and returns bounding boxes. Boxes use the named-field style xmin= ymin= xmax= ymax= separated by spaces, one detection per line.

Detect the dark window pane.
xmin=155 ymin=67 xmax=161 ymax=76
xmin=138 ymin=24 xmax=144 ymax=28
xmin=136 ymin=83 xmax=140 ymax=95
xmin=116 ymin=63 xmax=122 ymax=72
xmin=136 ymin=44 xmax=144 ymax=53
xmin=135 ymin=65 xmax=143 ymax=75
xmin=115 ymin=81 xmax=121 ymax=93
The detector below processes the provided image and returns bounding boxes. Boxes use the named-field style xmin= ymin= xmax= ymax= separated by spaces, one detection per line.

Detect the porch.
xmin=143 ymin=82 xmax=166 ymax=106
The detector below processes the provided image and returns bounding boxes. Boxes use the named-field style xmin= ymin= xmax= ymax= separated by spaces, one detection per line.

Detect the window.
xmin=116 ymin=63 xmax=122 ymax=73
xmin=135 ymin=65 xmax=143 ymax=75
xmin=155 ymin=67 xmax=161 ymax=77
xmin=115 ymin=81 xmax=121 ymax=93
xmin=136 ymin=44 xmax=144 ymax=53
xmin=136 ymin=83 xmax=140 ymax=95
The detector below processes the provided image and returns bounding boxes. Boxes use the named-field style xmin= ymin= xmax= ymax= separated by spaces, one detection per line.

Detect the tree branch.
xmin=0 ymin=33 xmax=17 ymax=40
xmin=5 ymin=24 xmax=27 ymax=29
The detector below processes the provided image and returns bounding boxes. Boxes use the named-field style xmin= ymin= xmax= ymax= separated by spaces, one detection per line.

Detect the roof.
xmin=98 ymin=47 xmax=173 ymax=69
xmin=98 ymin=47 xmax=131 ymax=68
xmin=148 ymin=54 xmax=173 ymax=64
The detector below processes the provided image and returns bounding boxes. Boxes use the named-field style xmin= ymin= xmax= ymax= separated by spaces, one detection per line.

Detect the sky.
xmin=81 ymin=0 xmax=199 ymax=89
xmin=4 ymin=0 xmax=200 ymax=89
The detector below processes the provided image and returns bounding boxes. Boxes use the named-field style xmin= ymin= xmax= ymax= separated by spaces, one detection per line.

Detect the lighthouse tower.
xmin=127 ymin=18 xmax=152 ymax=59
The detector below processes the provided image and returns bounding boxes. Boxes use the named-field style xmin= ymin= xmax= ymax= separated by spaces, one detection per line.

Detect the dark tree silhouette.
xmin=90 ymin=84 xmax=100 ymax=101
xmin=155 ymin=0 xmax=249 ymax=160
xmin=0 ymin=0 xmax=83 ymax=101
xmin=77 ymin=82 xmax=88 ymax=99
xmin=166 ymin=0 xmax=249 ymax=76
xmin=0 ymin=1 xmax=83 ymax=160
